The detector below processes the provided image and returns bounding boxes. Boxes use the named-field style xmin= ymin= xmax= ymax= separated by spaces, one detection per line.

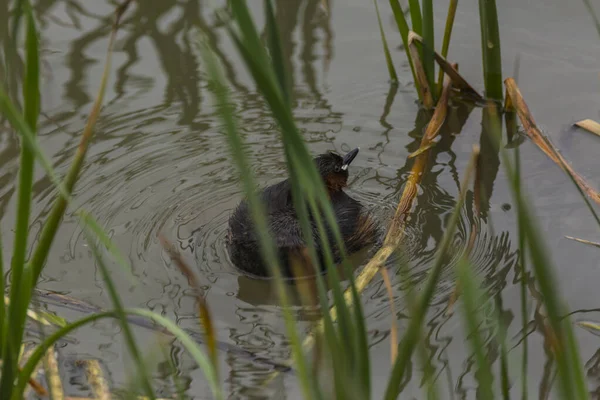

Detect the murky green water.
xmin=1 ymin=0 xmax=600 ymax=398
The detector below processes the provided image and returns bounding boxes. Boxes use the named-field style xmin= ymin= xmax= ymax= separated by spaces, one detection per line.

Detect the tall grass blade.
xmin=29 ymin=0 xmax=133 ymax=284
xmin=384 ymin=145 xmax=480 ymax=400
xmin=490 ymin=101 xmax=589 ymax=400
xmin=0 ymin=232 xmax=3 ymax=351
xmin=421 ymin=0 xmax=435 ymax=94
xmin=159 ymin=235 xmax=219 ymax=377
xmin=1 ymin=2 xmax=39 ymax=396
xmin=83 ymin=227 xmax=155 ymax=400
xmin=373 ymin=0 xmax=399 ymax=82
xmin=436 ymin=0 xmax=458 ymax=95
xmin=455 ymin=257 xmax=494 ymax=398
xmin=408 ymin=0 xmax=422 ymax=35
xmin=478 ymin=0 xmax=503 ymax=100
xmin=264 ymin=0 xmax=290 ymax=105
xmin=389 ymin=0 xmax=421 ymax=101
xmin=514 ymin=131 xmax=528 ymax=400
xmin=581 ymin=0 xmax=600 ymax=38
xmin=16 ymin=310 xmax=222 ymax=400
xmin=197 ymin=31 xmax=317 ymax=399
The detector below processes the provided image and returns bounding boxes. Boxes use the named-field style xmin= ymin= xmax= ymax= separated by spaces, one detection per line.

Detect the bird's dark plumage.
xmin=226 ymin=148 xmax=379 ymax=278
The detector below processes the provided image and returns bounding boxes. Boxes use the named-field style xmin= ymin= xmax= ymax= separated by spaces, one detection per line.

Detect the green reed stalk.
xmin=83 ymin=228 xmax=155 ymax=400
xmin=488 ymin=103 xmax=588 ymax=399
xmin=421 ymin=0 xmax=435 ymax=96
xmin=1 ymin=3 xmax=38 ymax=396
xmin=384 ymin=147 xmax=479 ymax=400
xmin=15 ymin=308 xmax=222 ymax=400
xmin=515 ymin=132 xmax=529 ymax=400
xmin=389 ymin=0 xmax=421 ymax=101
xmin=478 ymin=0 xmax=503 ymax=100
xmin=436 ymin=0 xmax=458 ymax=96
xmin=456 ymin=257 xmax=494 ymax=398
xmin=373 ymin=0 xmax=399 ymax=82
xmin=581 ymin=0 xmax=600 ymax=38
xmin=199 ymin=25 xmax=320 ymax=400
xmin=408 ymin=0 xmax=422 ymax=35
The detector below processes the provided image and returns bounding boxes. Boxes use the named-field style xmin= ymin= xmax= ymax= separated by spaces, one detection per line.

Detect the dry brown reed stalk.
xmin=44 ymin=347 xmax=65 ymax=400
xmin=407 ymin=32 xmax=435 ymax=109
xmin=574 ymin=119 xmax=600 ymax=137
xmin=504 ymin=78 xmax=600 ymax=205
xmin=19 ymin=346 xmax=48 ymax=397
xmin=565 ymin=236 xmax=600 ymax=249
xmin=409 ymin=32 xmax=484 ymax=103
xmin=158 ymin=235 xmax=218 ymax=372
xmin=84 ymin=360 xmax=111 ymax=400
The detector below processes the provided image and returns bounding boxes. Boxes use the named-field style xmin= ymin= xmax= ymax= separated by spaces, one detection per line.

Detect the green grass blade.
xmin=0 ymin=232 xmax=4 ymax=354
xmin=1 ymin=3 xmax=39 ymax=396
xmin=76 ymin=211 xmax=136 ymax=283
xmin=478 ymin=0 xmax=503 ymax=100
xmin=389 ymin=0 xmax=421 ymax=101
xmin=455 ymin=257 xmax=494 ymax=399
xmin=83 ymin=227 xmax=155 ymax=400
xmin=487 ymin=103 xmax=588 ymax=400
xmin=28 ymin=0 xmax=131 ymax=285
xmin=197 ymin=32 xmax=318 ymax=399
xmin=264 ymin=0 xmax=290 ymax=105
xmin=421 ymin=0 xmax=435 ymax=94
xmin=581 ymin=0 xmax=600 ymax=38
xmin=515 ymin=144 xmax=529 ymax=400
xmin=14 ymin=312 xmax=116 ymax=400
xmin=384 ymin=146 xmax=479 ymax=400
xmin=408 ymin=0 xmax=423 ymax=35
xmin=373 ymin=0 xmax=399 ymax=82
xmin=15 ymin=309 xmax=222 ymax=400
xmin=0 ymin=91 xmax=70 ymax=200
xmin=436 ymin=0 xmax=458 ymax=95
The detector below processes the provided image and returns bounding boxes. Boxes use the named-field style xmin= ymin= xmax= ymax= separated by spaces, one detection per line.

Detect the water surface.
xmin=1 ymin=0 xmax=600 ymax=398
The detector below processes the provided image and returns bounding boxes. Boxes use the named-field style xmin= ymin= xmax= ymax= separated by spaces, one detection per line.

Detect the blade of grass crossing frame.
xmin=373 ymin=0 xmax=398 ymax=82
xmin=15 ymin=310 xmax=222 ymax=400
xmin=488 ymin=103 xmax=588 ymax=400
xmin=384 ymin=146 xmax=480 ymax=400
xmin=1 ymin=2 xmax=39 ymax=397
xmin=0 ymin=231 xmax=4 ymax=351
xmin=581 ymin=0 xmax=600 ymax=38
xmin=389 ymin=0 xmax=421 ymax=101
xmin=478 ymin=0 xmax=503 ymax=100
xmin=197 ymin=35 xmax=318 ymax=400
xmin=515 ymin=134 xmax=528 ymax=400
xmin=264 ymin=0 xmax=290 ymax=105
xmin=226 ymin=4 xmax=370 ymax=395
xmin=83 ymin=228 xmax=155 ymax=400
xmin=408 ymin=0 xmax=422 ymax=35
xmin=455 ymin=257 xmax=494 ymax=398
xmin=421 ymin=0 xmax=435 ymax=96
xmin=29 ymin=1 xmax=132 ymax=285
xmin=436 ymin=0 xmax=458 ymax=95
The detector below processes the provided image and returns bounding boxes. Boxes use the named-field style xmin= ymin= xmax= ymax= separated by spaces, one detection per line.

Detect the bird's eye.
xmin=334 ymin=165 xmax=340 ymax=172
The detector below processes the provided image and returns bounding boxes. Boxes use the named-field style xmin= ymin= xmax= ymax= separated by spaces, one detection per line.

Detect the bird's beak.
xmin=341 ymin=147 xmax=359 ymax=171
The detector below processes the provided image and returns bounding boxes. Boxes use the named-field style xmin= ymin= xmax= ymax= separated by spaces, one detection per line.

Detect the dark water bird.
xmin=226 ymin=148 xmax=380 ymax=278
